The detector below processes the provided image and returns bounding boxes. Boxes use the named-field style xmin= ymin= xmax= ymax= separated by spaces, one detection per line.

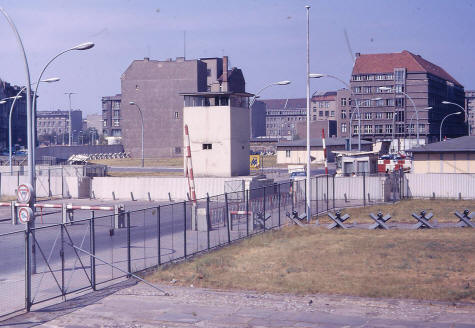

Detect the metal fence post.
xmin=127 ymin=212 xmax=131 ymax=276
xmin=206 ymin=196 xmax=210 ymax=250
xmin=326 ymin=174 xmax=329 ymax=212
xmin=278 ymin=184 xmax=281 ymax=227
xmin=332 ymin=173 xmax=336 ymax=209
xmin=224 ymin=193 xmax=230 ymax=244
xmin=363 ymin=171 xmax=366 ymax=207
xmin=60 ymin=224 xmax=65 ymax=297
xmin=304 ymin=179 xmax=307 ymax=215
xmin=245 ymin=189 xmax=250 ymax=235
xmin=157 ymin=206 xmax=161 ymax=266
xmin=25 ymin=221 xmax=31 ymax=311
xmin=263 ymin=186 xmax=266 ymax=230
xmin=48 ymin=167 xmax=51 ymax=197
xmin=89 ymin=211 xmax=96 ymax=291
xmin=316 ymin=176 xmax=319 ymax=215
xmin=183 ymin=201 xmax=187 ymax=258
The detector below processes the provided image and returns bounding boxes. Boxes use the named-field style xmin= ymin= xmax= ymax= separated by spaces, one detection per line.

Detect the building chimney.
xmin=144 ymin=57 xmax=150 ymax=61
xmin=222 ymin=56 xmax=228 ymax=82
xmin=355 ymin=52 xmax=360 ymax=57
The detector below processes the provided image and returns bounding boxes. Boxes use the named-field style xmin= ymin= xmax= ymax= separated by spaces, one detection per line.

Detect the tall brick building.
xmin=120 ymin=56 xmax=245 ymax=158
xmin=465 ymin=90 xmax=475 ymax=136
xmin=347 ymin=50 xmax=465 ymax=148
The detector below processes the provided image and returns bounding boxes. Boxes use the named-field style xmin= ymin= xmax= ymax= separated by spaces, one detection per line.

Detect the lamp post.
xmin=129 ymin=101 xmax=144 ymax=167
xmin=440 ymin=112 xmax=462 ymax=141
xmin=441 ymin=101 xmax=469 ymax=136
xmin=32 ymin=42 xmax=94 ymax=165
xmin=65 ymin=92 xmax=76 ymax=146
xmin=312 ymin=73 xmax=362 ymax=151
xmin=305 ymin=5 xmax=312 ymax=222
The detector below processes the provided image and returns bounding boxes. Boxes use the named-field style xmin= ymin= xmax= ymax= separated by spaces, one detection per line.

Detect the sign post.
xmin=17 ymin=183 xmax=35 ymax=312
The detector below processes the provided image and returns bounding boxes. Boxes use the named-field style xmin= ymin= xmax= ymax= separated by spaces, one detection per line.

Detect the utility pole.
xmin=65 ymin=92 xmax=76 ymax=146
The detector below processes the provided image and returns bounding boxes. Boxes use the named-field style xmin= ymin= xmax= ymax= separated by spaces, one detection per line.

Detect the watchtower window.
xmin=202 ymin=143 xmax=212 ymax=150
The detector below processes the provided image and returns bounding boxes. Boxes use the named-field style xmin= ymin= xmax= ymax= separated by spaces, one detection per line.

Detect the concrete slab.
xmin=3 ymin=279 xmax=475 ymax=328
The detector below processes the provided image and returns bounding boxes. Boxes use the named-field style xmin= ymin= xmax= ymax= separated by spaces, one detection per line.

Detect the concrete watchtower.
xmin=182 ymin=91 xmax=254 ymax=177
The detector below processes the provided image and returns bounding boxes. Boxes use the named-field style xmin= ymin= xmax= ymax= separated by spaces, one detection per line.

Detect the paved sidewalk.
xmin=3 ymin=279 xmax=475 ymax=327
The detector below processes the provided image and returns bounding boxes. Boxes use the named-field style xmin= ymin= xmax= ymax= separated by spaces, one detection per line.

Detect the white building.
xmin=182 ymin=91 xmax=253 ymax=177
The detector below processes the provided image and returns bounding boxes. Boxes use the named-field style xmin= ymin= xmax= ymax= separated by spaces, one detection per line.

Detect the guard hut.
xmin=334 ymin=150 xmax=379 ymax=176
xmin=182 ymin=91 xmax=254 ymax=177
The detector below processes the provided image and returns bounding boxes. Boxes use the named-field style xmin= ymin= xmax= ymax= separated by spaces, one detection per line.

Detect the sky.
xmin=0 ymin=0 xmax=474 ymax=116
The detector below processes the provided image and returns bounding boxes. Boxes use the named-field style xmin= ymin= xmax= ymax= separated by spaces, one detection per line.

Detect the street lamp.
xmin=32 ymin=42 xmax=94 ymax=164
xmin=313 ymin=73 xmax=362 ymax=151
xmin=441 ymin=101 xmax=469 ymax=136
xmin=249 ymin=80 xmax=291 ymax=107
xmin=440 ymin=112 xmax=462 ymax=141
xmin=129 ymin=101 xmax=145 ymax=167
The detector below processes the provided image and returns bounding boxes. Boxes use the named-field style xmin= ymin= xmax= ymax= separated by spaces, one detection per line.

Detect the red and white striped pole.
xmin=184 ymin=125 xmax=197 ymax=204
xmin=322 ymin=128 xmax=328 ymax=175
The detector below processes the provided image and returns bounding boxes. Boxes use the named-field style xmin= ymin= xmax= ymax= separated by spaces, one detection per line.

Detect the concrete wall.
xmin=0 ymin=175 xmax=90 ymax=198
xmin=413 ymin=152 xmax=475 ymax=174
xmin=91 ymin=177 xmax=256 ymax=201
xmin=0 ymin=165 xmax=105 ymax=177
xmin=405 ymin=173 xmax=475 ymax=198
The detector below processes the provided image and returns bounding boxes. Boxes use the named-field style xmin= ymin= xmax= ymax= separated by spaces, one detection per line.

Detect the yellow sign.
xmin=250 ymin=155 xmax=260 ymax=170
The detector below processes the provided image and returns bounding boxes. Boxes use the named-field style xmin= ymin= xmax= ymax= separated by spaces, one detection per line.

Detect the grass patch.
xmin=149 ymin=227 xmax=475 ymax=302
xmin=318 ymin=199 xmax=475 ymax=224
xmin=90 ymin=157 xmax=183 ymax=167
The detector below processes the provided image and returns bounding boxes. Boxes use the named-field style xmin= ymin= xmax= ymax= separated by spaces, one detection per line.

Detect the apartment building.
xmin=465 ymin=90 xmax=475 ymax=136
xmin=347 ymin=50 xmax=465 ymax=148
xmin=262 ymin=98 xmax=306 ymax=139
xmin=120 ymin=56 xmax=245 ymax=158
xmin=101 ymin=94 xmax=122 ymax=139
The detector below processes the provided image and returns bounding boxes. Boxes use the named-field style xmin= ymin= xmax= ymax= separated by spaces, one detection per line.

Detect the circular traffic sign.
xmin=17 ymin=183 xmax=33 ymax=203
xmin=18 ymin=207 xmax=33 ymax=224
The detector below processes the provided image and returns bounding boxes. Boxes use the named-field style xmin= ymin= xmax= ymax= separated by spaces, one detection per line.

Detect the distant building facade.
xmin=465 ymin=90 xmax=475 ymax=136
xmin=120 ymin=56 xmax=244 ymax=158
xmin=348 ymin=50 xmax=465 ymax=148
xmin=37 ymin=110 xmax=82 ymax=144
xmin=0 ymin=79 xmax=27 ymax=149
xmin=85 ymin=114 xmax=103 ymax=132
xmin=101 ymin=94 xmax=122 ymax=139
xmin=261 ymin=98 xmax=307 ymax=139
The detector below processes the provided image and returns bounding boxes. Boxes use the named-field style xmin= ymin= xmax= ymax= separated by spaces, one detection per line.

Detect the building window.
xmin=419 ymin=124 xmax=426 ymax=133
xmin=341 ymin=110 xmax=347 ymax=119
xmin=325 ymin=111 xmax=329 ymax=117
xmin=113 ymin=110 xmax=120 ymax=118
xmin=175 ymin=147 xmax=181 ymax=154
xmin=364 ymin=112 xmax=372 ymax=120
xmin=375 ymin=125 xmax=383 ymax=134
xmin=341 ymin=123 xmax=347 ymax=133
xmin=174 ymin=111 xmax=179 ymax=119
xmin=312 ymin=115 xmax=316 ymax=121
xmin=394 ymin=85 xmax=404 ymax=93
xmin=207 ymin=69 xmax=211 ymax=77
xmin=103 ymin=120 xmax=107 ymax=127
xmin=364 ymin=125 xmax=373 ymax=134
xmin=319 ymin=111 xmax=323 ymax=116
xmin=353 ymin=125 xmax=359 ymax=134
xmin=341 ymin=98 xmax=347 ymax=106
xmin=285 ymin=150 xmax=291 ymax=158
xmin=202 ymin=143 xmax=212 ymax=150
xmin=113 ymin=119 xmax=120 ymax=127
xmin=375 ymin=112 xmax=383 ymax=119
xmin=385 ymin=124 xmax=392 ymax=134
xmin=330 ymin=111 xmax=335 ymax=117
xmin=394 ymin=68 xmax=406 ymax=83
xmin=386 ymin=112 xmax=394 ymax=120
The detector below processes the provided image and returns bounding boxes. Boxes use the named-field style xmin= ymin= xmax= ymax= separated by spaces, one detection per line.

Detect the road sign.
xmin=250 ymin=155 xmax=260 ymax=170
xmin=17 ymin=183 xmax=33 ymax=203
xmin=18 ymin=207 xmax=33 ymax=224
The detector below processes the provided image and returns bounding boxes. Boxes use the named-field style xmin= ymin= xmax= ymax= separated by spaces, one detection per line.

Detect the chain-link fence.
xmin=0 ymin=172 xmax=405 ymax=318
